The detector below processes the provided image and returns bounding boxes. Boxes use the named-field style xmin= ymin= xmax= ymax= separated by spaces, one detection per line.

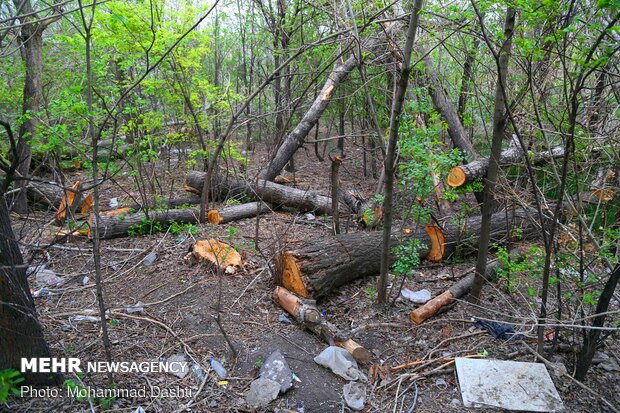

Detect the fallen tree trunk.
xmin=410 ymin=248 xmax=527 ymax=324
xmin=273 ymin=286 xmax=371 ymax=363
xmin=447 ymin=141 xmax=562 ymax=188
xmin=26 ymin=181 xmax=75 ymax=209
xmin=186 ymin=171 xmax=334 ymax=215
xmin=92 ymin=201 xmax=269 ymax=239
xmin=276 ymin=208 xmax=538 ymax=300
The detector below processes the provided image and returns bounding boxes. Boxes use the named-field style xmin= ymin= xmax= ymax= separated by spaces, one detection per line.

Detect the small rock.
xmin=343 ymin=381 xmax=366 ymax=411
xmin=166 ymin=354 xmax=189 ymax=379
xmin=597 ymin=359 xmax=620 ymax=372
xmin=451 ymin=398 xmax=462 ymax=406
xmin=435 ymin=378 xmax=448 ymax=389
xmin=401 ymin=288 xmax=431 ymax=304
xmin=143 ymin=252 xmax=157 ymax=266
xmin=260 ymin=350 xmax=293 ymax=393
xmin=245 ymin=378 xmax=280 ymax=408
xmin=549 ymin=362 xmax=568 ymax=377
xmin=304 ymin=213 xmax=315 ymax=221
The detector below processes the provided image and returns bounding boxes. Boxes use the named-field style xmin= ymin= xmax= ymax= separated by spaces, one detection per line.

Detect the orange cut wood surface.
xmin=194 ymin=239 xmax=243 ymax=274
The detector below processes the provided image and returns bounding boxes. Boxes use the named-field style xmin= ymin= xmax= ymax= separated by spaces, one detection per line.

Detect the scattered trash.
xmin=451 ymin=398 xmax=461 ymax=406
xmin=210 ymin=358 xmax=228 ymax=379
xmin=473 ymin=318 xmax=524 ymax=341
xmin=343 ymin=381 xmax=367 ymax=411
xmin=291 ymin=372 xmax=301 ymax=383
xmin=260 ymin=350 xmax=293 ymax=393
xmin=82 ymin=276 xmax=90 ymax=285
xmin=71 ymin=315 xmax=101 ymax=322
xmin=109 ymin=197 xmax=119 ymax=209
xmin=245 ymin=378 xmax=280 ymax=408
xmin=125 ymin=302 xmax=144 ymax=314
xmin=133 ymin=407 xmax=145 ymax=413
xmin=191 ymin=364 xmax=205 ymax=382
xmin=304 ymin=213 xmax=315 ymax=221
xmin=32 ymin=288 xmax=50 ymax=298
xmin=278 ymin=313 xmax=292 ymax=324
xmin=33 ymin=267 xmax=66 ymax=287
xmin=435 ymin=378 xmax=448 ymax=389
xmin=217 ymin=380 xmax=229 ymax=387
xmin=320 ymin=310 xmax=327 ymax=317
xmin=455 ymin=357 xmax=564 ymax=411
xmin=143 ymin=252 xmax=157 ymax=266
xmin=166 ymin=354 xmax=189 ymax=379
xmin=401 ymin=288 xmax=431 ymax=304
xmin=314 ymin=346 xmax=365 ymax=381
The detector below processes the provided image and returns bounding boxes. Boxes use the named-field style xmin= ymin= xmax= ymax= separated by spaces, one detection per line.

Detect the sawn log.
xmin=276 ymin=208 xmax=538 ymax=300
xmin=186 ymin=171 xmax=334 ymax=215
xmin=410 ymin=248 xmax=527 ymax=324
xmin=92 ymin=201 xmax=269 ymax=239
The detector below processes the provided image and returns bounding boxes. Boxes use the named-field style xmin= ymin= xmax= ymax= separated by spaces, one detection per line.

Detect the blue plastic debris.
xmin=473 ymin=318 xmax=524 ymax=341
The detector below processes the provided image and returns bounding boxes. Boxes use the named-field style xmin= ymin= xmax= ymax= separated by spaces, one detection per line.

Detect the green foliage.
xmin=0 ymin=369 xmax=24 ymax=402
xmin=496 ymin=245 xmax=544 ymax=295
xmin=64 ymin=378 xmax=116 ymax=409
xmin=398 ymin=97 xmax=462 ymax=225
xmin=364 ymin=285 xmax=377 ymax=300
xmin=128 ymin=218 xmax=199 ymax=237
xmin=391 ymin=239 xmax=423 ymax=278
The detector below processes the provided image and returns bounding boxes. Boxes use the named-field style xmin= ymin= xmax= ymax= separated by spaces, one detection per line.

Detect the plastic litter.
xmin=82 ymin=276 xmax=90 ymax=285
xmin=401 ymin=288 xmax=431 ymax=304
xmin=343 ymin=381 xmax=367 ymax=411
xmin=125 ymin=302 xmax=144 ymax=313
xmin=133 ymin=407 xmax=145 ymax=413
xmin=314 ymin=346 xmax=364 ymax=381
xmin=143 ymin=252 xmax=157 ymax=266
xmin=304 ymin=213 xmax=315 ymax=221
xmin=260 ymin=350 xmax=293 ymax=393
xmin=435 ymin=378 xmax=448 ymax=389
xmin=473 ymin=318 xmax=524 ymax=341
xmin=71 ymin=315 xmax=101 ymax=322
xmin=210 ymin=358 xmax=228 ymax=379
xmin=278 ymin=313 xmax=292 ymax=324
xmin=191 ymin=364 xmax=205 ymax=382
xmin=32 ymin=289 xmax=50 ymax=298
xmin=34 ymin=267 xmax=65 ymax=287
xmin=109 ymin=197 xmax=119 ymax=209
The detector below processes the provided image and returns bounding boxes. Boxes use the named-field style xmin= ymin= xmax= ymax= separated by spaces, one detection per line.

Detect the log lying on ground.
xmin=410 ymin=248 xmax=527 ymax=324
xmin=186 ymin=171 xmax=334 ymax=215
xmin=273 ymin=286 xmax=371 ymax=363
xmin=26 ymin=181 xmax=76 ymax=209
xmin=55 ymin=181 xmax=83 ymax=221
xmin=276 ymin=208 xmax=538 ymax=300
xmin=447 ymin=136 xmax=525 ymax=188
xmin=92 ymin=201 xmax=269 ymax=239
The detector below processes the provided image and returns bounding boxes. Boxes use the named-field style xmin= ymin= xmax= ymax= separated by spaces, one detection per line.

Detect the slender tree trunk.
xmin=469 ymin=6 xmax=516 ymax=302
xmin=457 ymin=37 xmax=480 ymax=120
xmin=377 ymin=0 xmax=424 ymax=303
xmin=11 ymin=0 xmax=45 ymax=213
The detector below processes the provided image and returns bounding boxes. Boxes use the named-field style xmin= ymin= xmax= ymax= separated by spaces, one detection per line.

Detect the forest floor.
xmin=5 ymin=138 xmax=620 ymax=413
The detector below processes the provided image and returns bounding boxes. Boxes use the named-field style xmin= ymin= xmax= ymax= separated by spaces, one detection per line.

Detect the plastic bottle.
xmin=210 ymin=358 xmax=227 ymax=379
xmin=191 ymin=364 xmax=206 ymax=382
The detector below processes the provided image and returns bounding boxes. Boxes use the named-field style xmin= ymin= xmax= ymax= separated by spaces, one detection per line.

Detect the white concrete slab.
xmin=455 ymin=357 xmax=564 ymax=412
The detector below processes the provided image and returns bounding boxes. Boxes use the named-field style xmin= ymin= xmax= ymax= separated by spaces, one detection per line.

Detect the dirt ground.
xmin=4 ymin=137 xmax=619 ymax=412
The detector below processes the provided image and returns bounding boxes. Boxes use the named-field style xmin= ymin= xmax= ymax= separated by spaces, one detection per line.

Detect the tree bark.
xmin=92 ymin=202 xmax=269 ymax=239
xmin=469 ymin=6 xmax=516 ymax=303
xmin=446 ymin=135 xmax=524 ymax=187
xmin=11 ymin=0 xmax=59 ymax=213
xmin=0 ymin=197 xmax=61 ymax=385
xmin=186 ymin=171 xmax=336 ymax=215
xmin=276 ymin=207 xmax=537 ymax=300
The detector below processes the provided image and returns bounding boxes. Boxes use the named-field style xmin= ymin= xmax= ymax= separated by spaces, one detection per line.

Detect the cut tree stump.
xmin=276 ymin=208 xmax=538 ymax=300
xmin=186 ymin=171 xmax=335 ymax=215
xmin=410 ymin=248 xmax=527 ymax=324
xmin=92 ymin=201 xmax=268 ymax=239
